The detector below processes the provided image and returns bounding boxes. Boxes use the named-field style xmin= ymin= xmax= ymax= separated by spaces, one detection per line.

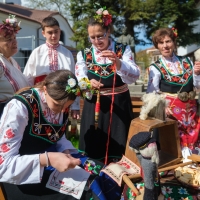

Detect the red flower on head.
xmin=103 ymin=14 xmax=112 ymax=26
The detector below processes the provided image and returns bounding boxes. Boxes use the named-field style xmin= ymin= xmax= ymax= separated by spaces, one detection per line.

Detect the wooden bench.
xmin=131 ymin=97 xmax=143 ymax=117
xmin=79 ymin=97 xmax=143 ymax=119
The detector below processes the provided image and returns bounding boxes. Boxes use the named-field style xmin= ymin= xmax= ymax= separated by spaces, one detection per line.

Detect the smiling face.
xmin=88 ymin=24 xmax=110 ymax=51
xmin=0 ymin=31 xmax=18 ymax=58
xmin=42 ymin=25 xmax=61 ymax=45
xmin=157 ymin=35 xmax=176 ymax=58
xmin=43 ymin=86 xmax=74 ymax=114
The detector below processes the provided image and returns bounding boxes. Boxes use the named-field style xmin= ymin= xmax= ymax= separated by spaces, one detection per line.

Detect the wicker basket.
xmin=174 ymin=167 xmax=200 ymax=191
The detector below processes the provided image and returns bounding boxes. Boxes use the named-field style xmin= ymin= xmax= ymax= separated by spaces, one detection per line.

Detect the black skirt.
xmin=79 ymin=90 xmax=134 ymax=161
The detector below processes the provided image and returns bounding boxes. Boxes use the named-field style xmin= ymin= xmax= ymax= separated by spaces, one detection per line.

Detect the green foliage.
xmin=123 ymin=0 xmax=200 ymax=47
xmin=26 ymin=0 xmax=200 ymax=49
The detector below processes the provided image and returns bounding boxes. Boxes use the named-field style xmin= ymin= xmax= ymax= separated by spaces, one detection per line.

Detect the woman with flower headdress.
xmin=0 ymin=70 xmax=83 ymax=199
xmin=147 ymin=27 xmax=200 ymax=156
xmin=0 ymin=14 xmax=30 ymax=116
xmin=75 ymin=5 xmax=140 ymax=163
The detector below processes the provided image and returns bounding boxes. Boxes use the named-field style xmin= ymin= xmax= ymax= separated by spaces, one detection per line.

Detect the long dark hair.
xmin=35 ymin=70 xmax=79 ymax=101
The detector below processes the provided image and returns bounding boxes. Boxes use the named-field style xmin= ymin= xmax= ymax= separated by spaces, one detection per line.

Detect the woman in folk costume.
xmin=75 ymin=5 xmax=140 ymax=164
xmin=0 ymin=70 xmax=82 ymax=199
xmin=147 ymin=27 xmax=200 ymax=154
xmin=0 ymin=14 xmax=30 ymax=115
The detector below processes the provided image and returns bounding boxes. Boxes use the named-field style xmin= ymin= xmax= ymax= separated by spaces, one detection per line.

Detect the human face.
xmin=44 ymin=86 xmax=74 ymax=114
xmin=0 ymin=32 xmax=18 ymax=58
xmin=88 ymin=25 xmax=110 ymax=51
xmin=157 ymin=35 xmax=175 ymax=58
xmin=42 ymin=26 xmax=61 ymax=45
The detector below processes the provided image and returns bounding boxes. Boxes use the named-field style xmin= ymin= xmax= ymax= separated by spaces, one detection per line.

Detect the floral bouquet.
xmin=78 ymin=77 xmax=97 ymax=100
xmin=94 ymin=4 xmax=112 ymax=26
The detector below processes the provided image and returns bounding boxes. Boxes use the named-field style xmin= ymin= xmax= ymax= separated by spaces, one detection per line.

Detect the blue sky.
xmin=134 ymin=25 xmax=153 ymax=52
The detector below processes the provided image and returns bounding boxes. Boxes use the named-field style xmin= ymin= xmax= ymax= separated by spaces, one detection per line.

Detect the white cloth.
xmin=0 ymin=88 xmax=78 ymax=185
xmin=23 ymin=43 xmax=79 ymax=110
xmin=147 ymin=55 xmax=200 ymax=93
xmin=0 ymin=54 xmax=30 ymax=102
xmin=75 ymin=40 xmax=140 ymax=83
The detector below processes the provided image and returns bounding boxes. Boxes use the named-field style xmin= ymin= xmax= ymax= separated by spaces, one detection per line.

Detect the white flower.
xmin=68 ymin=78 xmax=76 ymax=88
xmin=85 ymin=91 xmax=93 ymax=100
xmin=78 ymin=81 xmax=88 ymax=90
xmin=103 ymin=10 xmax=109 ymax=15
xmin=96 ymin=8 xmax=103 ymax=15
xmin=9 ymin=18 xmax=17 ymax=24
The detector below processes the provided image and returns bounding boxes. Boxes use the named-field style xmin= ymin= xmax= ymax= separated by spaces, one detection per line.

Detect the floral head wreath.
xmin=94 ymin=3 xmax=112 ymax=26
xmin=0 ymin=14 xmax=21 ymax=37
xmin=171 ymin=27 xmax=178 ymax=38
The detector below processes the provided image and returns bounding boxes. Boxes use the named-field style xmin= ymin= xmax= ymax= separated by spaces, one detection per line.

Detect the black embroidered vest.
xmin=82 ymin=43 xmax=127 ymax=87
xmin=152 ymin=56 xmax=193 ymax=93
xmin=13 ymin=89 xmax=68 ymax=155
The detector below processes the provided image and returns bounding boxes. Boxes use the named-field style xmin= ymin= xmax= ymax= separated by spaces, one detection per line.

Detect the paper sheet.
xmin=46 ymin=166 xmax=90 ymax=199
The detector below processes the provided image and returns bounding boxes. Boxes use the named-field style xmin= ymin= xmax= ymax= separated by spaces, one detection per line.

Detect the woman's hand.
xmin=101 ymin=50 xmax=121 ymax=70
xmin=40 ymin=152 xmax=81 ymax=172
xmin=90 ymin=79 xmax=104 ymax=89
xmin=194 ymin=61 xmax=200 ymax=75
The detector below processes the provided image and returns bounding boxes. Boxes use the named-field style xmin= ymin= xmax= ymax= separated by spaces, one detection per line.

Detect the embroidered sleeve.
xmin=116 ymin=45 xmax=140 ymax=84
xmin=23 ymin=49 xmax=37 ymax=86
xmin=75 ymin=51 xmax=89 ymax=81
xmin=146 ymin=65 xmax=161 ymax=93
xmin=0 ymin=99 xmax=42 ymax=184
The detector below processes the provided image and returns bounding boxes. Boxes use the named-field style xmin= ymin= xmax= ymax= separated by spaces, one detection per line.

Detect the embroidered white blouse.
xmin=0 ymin=88 xmax=78 ymax=185
xmin=147 ymin=55 xmax=200 ymax=93
xmin=23 ymin=43 xmax=79 ymax=110
xmin=0 ymin=54 xmax=30 ymax=102
xmin=75 ymin=40 xmax=140 ymax=83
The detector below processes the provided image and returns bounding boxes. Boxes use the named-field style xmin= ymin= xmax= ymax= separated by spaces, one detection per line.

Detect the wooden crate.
xmin=125 ymin=117 xmax=182 ymax=169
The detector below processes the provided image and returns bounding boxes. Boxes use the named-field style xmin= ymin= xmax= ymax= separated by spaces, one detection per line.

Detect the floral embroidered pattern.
xmin=153 ymin=57 xmax=193 ymax=85
xmin=4 ymin=128 xmax=15 ymax=139
xmin=83 ymin=43 xmax=125 ymax=78
xmin=14 ymin=89 xmax=67 ymax=143
xmin=0 ymin=143 xmax=10 ymax=153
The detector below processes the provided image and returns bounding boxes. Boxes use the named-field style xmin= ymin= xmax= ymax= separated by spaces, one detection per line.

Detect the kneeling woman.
xmin=0 ymin=70 xmax=81 ymax=199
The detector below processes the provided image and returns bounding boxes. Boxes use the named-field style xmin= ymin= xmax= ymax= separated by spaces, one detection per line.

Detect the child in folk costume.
xmin=0 ymin=70 xmax=83 ymax=199
xmin=23 ymin=17 xmax=79 ymax=119
xmin=75 ymin=5 xmax=140 ymax=164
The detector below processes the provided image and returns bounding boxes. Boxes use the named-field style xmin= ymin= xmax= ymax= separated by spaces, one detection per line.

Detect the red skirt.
xmin=166 ymin=95 xmax=200 ymax=152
